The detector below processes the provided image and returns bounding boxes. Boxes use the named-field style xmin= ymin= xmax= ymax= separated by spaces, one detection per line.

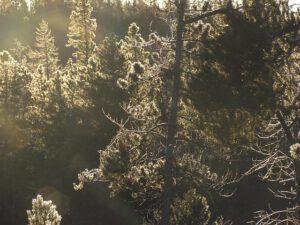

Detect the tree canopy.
xmin=0 ymin=0 xmax=299 ymax=225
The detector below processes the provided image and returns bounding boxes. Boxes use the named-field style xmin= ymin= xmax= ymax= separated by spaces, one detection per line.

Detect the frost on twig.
xmin=73 ymin=168 xmax=102 ymax=190
xmin=290 ymin=143 xmax=300 ymax=160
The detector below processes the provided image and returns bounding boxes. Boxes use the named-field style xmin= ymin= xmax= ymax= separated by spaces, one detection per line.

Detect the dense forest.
xmin=0 ymin=0 xmax=300 ymax=224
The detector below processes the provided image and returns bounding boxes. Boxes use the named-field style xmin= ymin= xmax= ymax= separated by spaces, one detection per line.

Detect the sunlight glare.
xmin=25 ymin=0 xmax=31 ymax=10
xmin=23 ymin=0 xmax=300 ymax=11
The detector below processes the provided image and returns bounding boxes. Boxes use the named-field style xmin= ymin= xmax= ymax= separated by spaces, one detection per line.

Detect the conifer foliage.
xmin=33 ymin=20 xmax=58 ymax=80
xmin=27 ymin=195 xmax=61 ymax=225
xmin=67 ymin=0 xmax=97 ymax=65
xmin=0 ymin=0 xmax=299 ymax=225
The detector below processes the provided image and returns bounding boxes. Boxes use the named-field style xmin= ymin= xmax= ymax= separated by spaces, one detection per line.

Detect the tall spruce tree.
xmin=67 ymin=0 xmax=97 ymax=65
xmin=33 ymin=20 xmax=58 ymax=80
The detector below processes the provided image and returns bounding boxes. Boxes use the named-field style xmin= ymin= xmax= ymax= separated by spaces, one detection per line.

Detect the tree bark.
xmin=292 ymin=115 xmax=300 ymax=219
xmin=160 ymin=1 xmax=186 ymax=225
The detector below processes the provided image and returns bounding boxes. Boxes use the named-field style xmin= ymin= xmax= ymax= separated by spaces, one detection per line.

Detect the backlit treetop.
xmin=67 ymin=0 xmax=97 ymax=65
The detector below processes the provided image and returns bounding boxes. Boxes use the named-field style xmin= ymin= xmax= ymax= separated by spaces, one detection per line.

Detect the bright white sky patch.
xmin=25 ymin=0 xmax=31 ymax=10
xmin=290 ymin=0 xmax=300 ymax=4
xmin=289 ymin=0 xmax=300 ymax=10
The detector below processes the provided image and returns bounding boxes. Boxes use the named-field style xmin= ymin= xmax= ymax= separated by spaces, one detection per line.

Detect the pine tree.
xmin=0 ymin=50 xmax=31 ymax=118
xmin=10 ymin=39 xmax=31 ymax=64
xmin=33 ymin=20 xmax=58 ymax=80
xmin=27 ymin=195 xmax=61 ymax=225
xmin=67 ymin=0 xmax=97 ymax=65
xmin=74 ymin=23 xmax=229 ymax=225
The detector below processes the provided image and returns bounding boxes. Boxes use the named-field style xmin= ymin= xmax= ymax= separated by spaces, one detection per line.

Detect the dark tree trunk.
xmin=160 ymin=1 xmax=186 ymax=225
xmin=293 ymin=115 xmax=300 ymax=219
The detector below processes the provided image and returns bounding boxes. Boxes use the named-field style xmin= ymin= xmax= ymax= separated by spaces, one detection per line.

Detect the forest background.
xmin=0 ymin=0 xmax=300 ymax=225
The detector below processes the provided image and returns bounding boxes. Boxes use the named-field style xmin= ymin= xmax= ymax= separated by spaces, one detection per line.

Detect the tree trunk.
xmin=160 ymin=1 xmax=186 ymax=225
xmin=293 ymin=115 xmax=300 ymax=219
